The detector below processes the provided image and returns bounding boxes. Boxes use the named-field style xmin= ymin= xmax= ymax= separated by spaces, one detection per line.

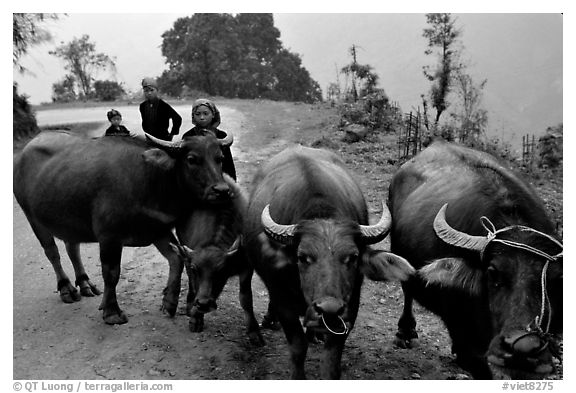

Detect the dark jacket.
xmin=104 ymin=125 xmax=131 ymax=137
xmin=182 ymin=126 xmax=237 ymax=181
xmin=139 ymin=99 xmax=182 ymax=141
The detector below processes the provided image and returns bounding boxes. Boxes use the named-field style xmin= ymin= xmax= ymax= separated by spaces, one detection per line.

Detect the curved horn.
xmin=218 ymin=131 xmax=233 ymax=147
xmin=261 ymin=204 xmax=297 ymax=245
xmin=145 ymin=133 xmax=184 ymax=150
xmin=226 ymin=236 xmax=242 ymax=256
xmin=433 ymin=203 xmax=490 ymax=251
xmin=359 ymin=201 xmax=392 ymax=244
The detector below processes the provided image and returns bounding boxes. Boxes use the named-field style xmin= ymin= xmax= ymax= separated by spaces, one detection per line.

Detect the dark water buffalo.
xmin=388 ymin=141 xmax=562 ymax=379
xmin=243 ymin=146 xmax=414 ymax=379
xmin=168 ymin=175 xmax=264 ymax=346
xmin=13 ymin=131 xmax=233 ymax=325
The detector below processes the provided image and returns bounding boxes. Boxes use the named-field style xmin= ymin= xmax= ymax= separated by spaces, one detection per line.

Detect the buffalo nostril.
xmin=313 ymin=298 xmax=345 ymax=315
xmin=504 ymin=332 xmax=544 ymax=356
xmin=212 ymin=184 xmax=230 ymax=195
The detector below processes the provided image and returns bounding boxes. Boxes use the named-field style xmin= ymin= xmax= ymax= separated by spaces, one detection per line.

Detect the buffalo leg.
xmin=322 ymin=333 xmax=347 ymax=379
xmin=442 ymin=298 xmax=493 ymax=379
xmin=238 ymin=267 xmax=265 ymax=346
xmin=26 ymin=218 xmax=79 ymax=303
xmin=394 ymin=281 xmax=419 ymax=348
xmin=65 ymin=242 xmax=101 ymax=297
xmin=99 ymin=241 xmax=127 ymax=325
xmin=261 ymin=301 xmax=281 ymax=330
xmin=277 ymin=309 xmax=308 ymax=379
xmin=184 ymin=262 xmax=198 ymax=318
xmin=154 ymin=237 xmax=184 ymax=317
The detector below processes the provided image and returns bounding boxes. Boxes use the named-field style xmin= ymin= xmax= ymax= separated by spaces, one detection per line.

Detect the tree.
xmin=52 ymin=75 xmax=77 ymax=103
xmin=49 ymin=34 xmax=116 ymax=98
xmin=271 ymin=49 xmax=322 ymax=103
xmin=13 ymin=13 xmax=60 ymax=141
xmin=341 ymin=45 xmax=379 ymax=102
xmin=450 ymin=69 xmax=488 ymax=144
xmin=13 ymin=13 xmax=59 ymax=73
xmin=160 ymin=13 xmax=321 ymax=102
xmin=422 ymin=13 xmax=462 ymax=128
xmin=327 ymin=83 xmax=341 ymax=103
xmin=161 ymin=14 xmax=242 ymax=97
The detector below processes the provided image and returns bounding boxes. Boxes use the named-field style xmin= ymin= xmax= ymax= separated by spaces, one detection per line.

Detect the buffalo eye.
xmin=186 ymin=155 xmax=201 ymax=166
xmin=487 ymin=265 xmax=504 ymax=288
xmin=297 ymin=253 xmax=314 ymax=266
xmin=343 ymin=253 xmax=358 ymax=266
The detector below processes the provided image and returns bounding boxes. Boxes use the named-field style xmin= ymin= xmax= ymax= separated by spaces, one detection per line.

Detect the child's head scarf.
xmin=191 ymin=98 xmax=221 ymax=128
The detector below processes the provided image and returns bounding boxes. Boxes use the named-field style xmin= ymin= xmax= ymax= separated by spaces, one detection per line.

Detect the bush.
xmin=93 ymin=80 xmax=125 ymax=101
xmin=52 ymin=75 xmax=77 ymax=103
xmin=537 ymin=124 xmax=563 ymax=170
xmin=338 ymin=102 xmax=370 ymax=127
xmin=13 ymin=84 xmax=39 ymax=141
xmin=337 ymin=89 xmax=403 ymax=133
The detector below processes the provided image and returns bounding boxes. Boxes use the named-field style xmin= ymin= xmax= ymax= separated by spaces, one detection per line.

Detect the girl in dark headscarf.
xmin=182 ymin=99 xmax=237 ymax=181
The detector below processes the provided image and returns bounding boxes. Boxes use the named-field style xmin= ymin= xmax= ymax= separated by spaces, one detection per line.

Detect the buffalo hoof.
xmin=79 ymin=281 xmax=101 ymax=297
xmin=103 ymin=310 xmax=128 ymax=325
xmin=189 ymin=315 xmax=205 ymax=332
xmin=161 ymin=300 xmax=177 ymax=318
xmin=393 ymin=336 xmax=419 ymax=349
xmin=60 ymin=285 xmax=81 ymax=303
xmin=248 ymin=331 xmax=265 ymax=347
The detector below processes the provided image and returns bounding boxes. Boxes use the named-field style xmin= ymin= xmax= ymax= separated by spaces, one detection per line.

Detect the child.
xmin=104 ymin=109 xmax=131 ymax=136
xmin=139 ymin=77 xmax=182 ymax=141
xmin=182 ymin=99 xmax=237 ymax=181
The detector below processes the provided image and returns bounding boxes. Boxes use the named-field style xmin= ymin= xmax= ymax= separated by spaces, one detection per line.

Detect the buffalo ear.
xmin=418 ymin=258 xmax=483 ymax=296
xmin=361 ymin=249 xmax=415 ymax=282
xmin=142 ymin=149 xmax=175 ymax=171
xmin=258 ymin=233 xmax=292 ymax=270
xmin=169 ymin=243 xmax=182 ymax=256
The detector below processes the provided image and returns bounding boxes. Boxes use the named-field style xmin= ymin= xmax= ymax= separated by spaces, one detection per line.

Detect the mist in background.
xmin=13 ymin=13 xmax=562 ymax=149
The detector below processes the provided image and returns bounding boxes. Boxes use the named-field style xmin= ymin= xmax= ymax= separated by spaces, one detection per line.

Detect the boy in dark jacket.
xmin=182 ymin=98 xmax=237 ymax=181
xmin=104 ymin=109 xmax=131 ymax=136
xmin=139 ymin=77 xmax=182 ymax=141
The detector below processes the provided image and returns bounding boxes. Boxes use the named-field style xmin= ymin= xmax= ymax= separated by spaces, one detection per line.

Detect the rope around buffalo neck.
xmin=478 ymin=217 xmax=562 ymax=334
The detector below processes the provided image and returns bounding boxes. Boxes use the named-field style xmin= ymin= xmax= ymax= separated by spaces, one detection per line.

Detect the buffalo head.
xmin=171 ymin=237 xmax=241 ymax=315
xmin=260 ymin=202 xmax=414 ymax=335
xmin=144 ymin=132 xmax=234 ymax=203
xmin=420 ymin=204 xmax=563 ymax=376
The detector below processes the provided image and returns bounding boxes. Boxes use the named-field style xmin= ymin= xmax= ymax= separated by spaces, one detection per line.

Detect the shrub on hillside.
xmin=13 ymin=84 xmax=39 ymax=141
xmin=537 ymin=124 xmax=563 ymax=170
xmin=338 ymin=90 xmax=403 ymax=134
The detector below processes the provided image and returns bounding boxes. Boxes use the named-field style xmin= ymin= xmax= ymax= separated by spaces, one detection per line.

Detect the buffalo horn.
xmin=261 ymin=204 xmax=297 ymax=245
xmin=145 ymin=133 xmax=183 ymax=150
xmin=433 ymin=203 xmax=490 ymax=252
xmin=359 ymin=201 xmax=393 ymax=244
xmin=218 ymin=131 xmax=234 ymax=147
xmin=226 ymin=236 xmax=242 ymax=256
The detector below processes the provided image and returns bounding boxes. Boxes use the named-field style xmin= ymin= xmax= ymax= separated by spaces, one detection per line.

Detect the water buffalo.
xmin=168 ymin=175 xmax=264 ymax=346
xmin=243 ymin=145 xmax=414 ymax=379
xmin=388 ymin=140 xmax=562 ymax=379
xmin=13 ymin=130 xmax=233 ymax=325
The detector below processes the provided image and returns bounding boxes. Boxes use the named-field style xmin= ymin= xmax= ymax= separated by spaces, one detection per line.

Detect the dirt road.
xmin=12 ymin=99 xmax=561 ymax=381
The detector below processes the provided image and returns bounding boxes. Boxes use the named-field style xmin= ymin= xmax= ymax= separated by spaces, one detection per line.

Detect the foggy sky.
xmin=12 ymin=13 xmax=563 ymax=145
